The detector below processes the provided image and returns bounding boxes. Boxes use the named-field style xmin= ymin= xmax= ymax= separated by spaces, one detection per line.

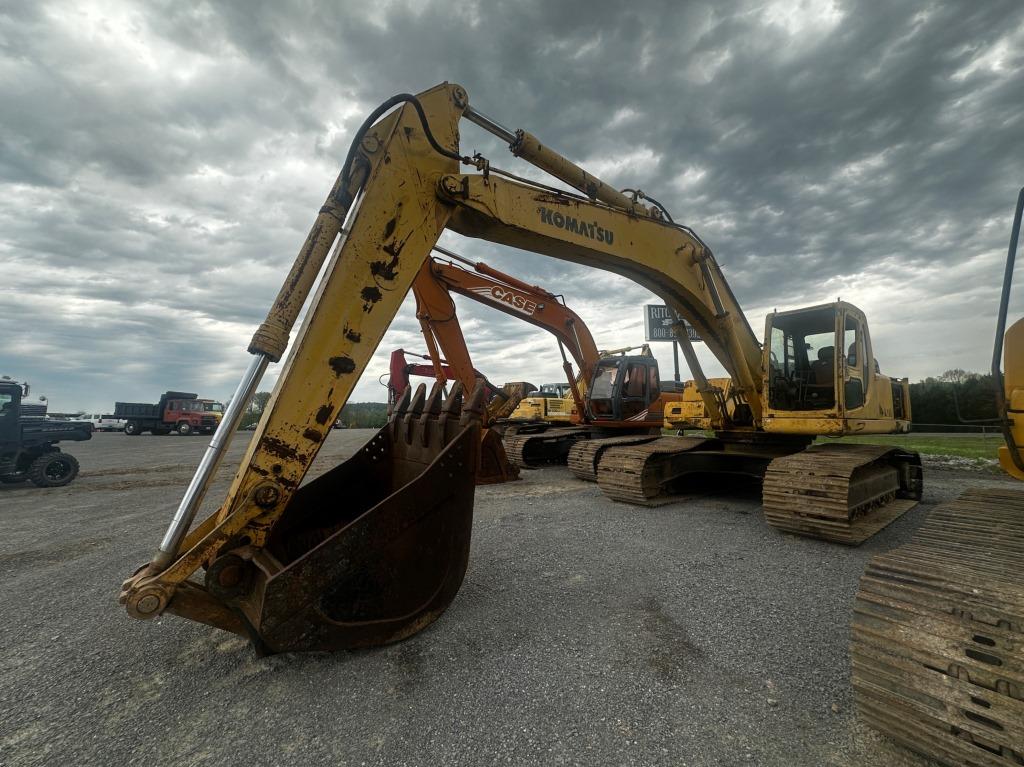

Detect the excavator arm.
xmin=121 ymin=84 xmax=475 ymax=651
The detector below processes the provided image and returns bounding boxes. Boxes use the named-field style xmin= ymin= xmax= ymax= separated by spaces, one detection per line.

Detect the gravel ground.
xmin=0 ymin=430 xmax=1015 ymax=767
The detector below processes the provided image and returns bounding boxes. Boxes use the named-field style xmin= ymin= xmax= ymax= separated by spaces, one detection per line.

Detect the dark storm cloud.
xmin=1 ymin=0 xmax=1022 ymax=410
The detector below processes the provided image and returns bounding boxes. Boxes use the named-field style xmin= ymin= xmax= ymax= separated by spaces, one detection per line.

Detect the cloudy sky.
xmin=2 ymin=0 xmax=1022 ymax=412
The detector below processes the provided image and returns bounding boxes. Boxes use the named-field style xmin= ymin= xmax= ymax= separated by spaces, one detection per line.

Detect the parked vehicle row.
xmin=78 ymin=414 xmax=126 ymax=432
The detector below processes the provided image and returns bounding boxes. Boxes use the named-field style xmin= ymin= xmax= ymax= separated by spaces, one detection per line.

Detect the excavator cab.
xmin=537 ymin=382 xmax=572 ymax=398
xmin=588 ymin=356 xmax=661 ymax=422
xmin=765 ymin=304 xmax=842 ymax=412
xmin=763 ymin=301 xmax=910 ymax=434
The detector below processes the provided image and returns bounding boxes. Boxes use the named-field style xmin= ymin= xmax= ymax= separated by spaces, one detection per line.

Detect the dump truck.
xmin=116 ymin=391 xmax=220 ymax=435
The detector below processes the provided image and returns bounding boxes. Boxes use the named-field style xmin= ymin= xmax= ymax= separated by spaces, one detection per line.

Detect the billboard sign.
xmin=643 ymin=305 xmax=701 ymax=343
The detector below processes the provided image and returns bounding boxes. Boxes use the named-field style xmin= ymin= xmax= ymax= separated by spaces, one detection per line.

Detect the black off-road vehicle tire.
xmin=27 ymin=452 xmax=80 ymax=488
xmin=124 ymin=421 xmax=142 ymax=436
xmin=177 ymin=422 xmax=193 ymax=435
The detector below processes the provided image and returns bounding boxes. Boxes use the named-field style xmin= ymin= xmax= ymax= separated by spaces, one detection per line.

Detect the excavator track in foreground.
xmin=762 ymin=443 xmax=922 ymax=545
xmin=567 ymin=435 xmax=661 ymax=482
xmin=852 ymin=487 xmax=1024 ymax=766
xmin=502 ymin=426 xmax=590 ymax=468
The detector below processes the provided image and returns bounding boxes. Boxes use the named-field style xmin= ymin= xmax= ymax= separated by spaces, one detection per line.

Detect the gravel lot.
xmin=1 ymin=429 xmax=1014 ymax=766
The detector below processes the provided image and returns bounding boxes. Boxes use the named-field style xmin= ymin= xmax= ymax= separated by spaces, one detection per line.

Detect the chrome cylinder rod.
xmin=465 ymin=105 xmax=644 ymax=214
xmin=153 ymin=218 xmax=356 ymax=568
xmin=154 ymin=353 xmax=269 ymax=566
xmin=462 ymin=105 xmax=517 ymax=144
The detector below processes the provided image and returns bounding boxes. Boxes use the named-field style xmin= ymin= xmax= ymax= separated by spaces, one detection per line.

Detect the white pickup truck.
xmin=78 ymin=413 xmax=126 ymax=432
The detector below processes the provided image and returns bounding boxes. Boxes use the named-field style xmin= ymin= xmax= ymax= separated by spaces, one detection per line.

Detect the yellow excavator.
xmin=121 ymin=83 xmax=920 ymax=653
xmin=851 ymin=189 xmax=1024 ymax=766
xmin=663 ymin=378 xmax=734 ymax=431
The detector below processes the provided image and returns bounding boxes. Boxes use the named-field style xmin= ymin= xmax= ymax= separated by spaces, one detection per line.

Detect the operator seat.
xmin=811 ymin=346 xmax=835 ymax=386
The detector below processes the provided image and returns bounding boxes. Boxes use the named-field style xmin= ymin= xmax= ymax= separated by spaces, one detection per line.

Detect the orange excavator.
xmin=411 ymin=247 xmax=595 ymax=418
xmin=412 ymin=250 xmax=695 ymax=469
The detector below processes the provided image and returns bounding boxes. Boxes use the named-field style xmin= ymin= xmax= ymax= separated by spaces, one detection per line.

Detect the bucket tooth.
xmin=423 ymin=383 xmax=444 ymax=415
xmin=406 ymin=382 xmax=427 ymax=417
xmin=442 ymin=381 xmax=464 ymax=414
xmin=458 ymin=380 xmax=486 ymax=426
xmin=393 ymin=383 xmax=413 ymax=414
xmin=201 ymin=380 xmax=486 ymax=653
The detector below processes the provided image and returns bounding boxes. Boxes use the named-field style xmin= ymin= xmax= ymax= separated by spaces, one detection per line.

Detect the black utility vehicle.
xmin=0 ymin=377 xmax=91 ymax=487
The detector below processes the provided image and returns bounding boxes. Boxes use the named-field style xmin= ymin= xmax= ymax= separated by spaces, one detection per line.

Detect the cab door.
xmin=618 ymin=359 xmax=657 ymax=420
xmin=841 ymin=310 xmax=866 ymax=413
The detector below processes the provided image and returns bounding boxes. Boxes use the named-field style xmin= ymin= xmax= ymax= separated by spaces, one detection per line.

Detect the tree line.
xmin=234 ymin=367 xmax=999 ymax=431
xmin=238 ymin=393 xmax=389 ymax=429
xmin=908 ymin=369 xmax=998 ymax=425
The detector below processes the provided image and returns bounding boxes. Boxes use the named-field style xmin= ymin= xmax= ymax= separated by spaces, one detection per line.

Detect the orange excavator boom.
xmin=412 ymin=249 xmax=599 ymax=417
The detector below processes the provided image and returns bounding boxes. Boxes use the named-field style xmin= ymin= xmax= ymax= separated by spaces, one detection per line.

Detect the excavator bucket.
xmin=203 ymin=382 xmax=484 ymax=654
xmin=477 ymin=428 xmax=520 ymax=484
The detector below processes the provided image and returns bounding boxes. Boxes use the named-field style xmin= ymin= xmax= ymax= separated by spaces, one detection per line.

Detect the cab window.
xmin=590 ymin=364 xmax=618 ymax=400
xmin=622 ymin=364 xmax=647 ymax=399
xmin=844 ymin=315 xmax=865 ymax=372
xmin=766 ymin=306 xmax=838 ymax=411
